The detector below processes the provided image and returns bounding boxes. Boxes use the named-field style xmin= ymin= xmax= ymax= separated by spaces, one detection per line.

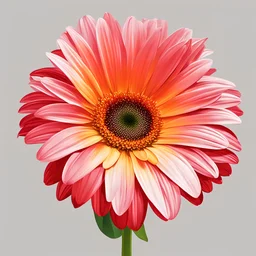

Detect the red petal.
xmin=56 ymin=181 xmax=72 ymax=201
xmin=127 ymin=181 xmax=148 ymax=231
xmin=181 ymin=190 xmax=204 ymax=206
xmin=217 ymin=163 xmax=232 ymax=176
xmin=44 ymin=156 xmax=69 ymax=185
xmin=91 ymin=183 xmax=111 ymax=217
xmin=110 ymin=208 xmax=128 ymax=230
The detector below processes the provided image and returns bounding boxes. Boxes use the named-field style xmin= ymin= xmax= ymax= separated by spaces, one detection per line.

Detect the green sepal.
xmin=133 ymin=224 xmax=148 ymax=242
xmin=94 ymin=213 xmax=122 ymax=239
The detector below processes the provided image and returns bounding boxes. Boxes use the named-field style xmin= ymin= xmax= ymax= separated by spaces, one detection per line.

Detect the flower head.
xmin=19 ymin=13 xmax=242 ymax=231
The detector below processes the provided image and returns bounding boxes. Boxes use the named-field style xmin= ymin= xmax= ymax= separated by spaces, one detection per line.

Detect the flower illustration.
xmin=18 ymin=13 xmax=242 ymax=254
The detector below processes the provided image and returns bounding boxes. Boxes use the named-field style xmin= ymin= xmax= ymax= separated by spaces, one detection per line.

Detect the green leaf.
xmin=133 ymin=224 xmax=148 ymax=242
xmin=94 ymin=213 xmax=122 ymax=239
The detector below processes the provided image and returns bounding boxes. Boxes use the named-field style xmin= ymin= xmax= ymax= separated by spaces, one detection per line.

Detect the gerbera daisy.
xmin=18 ymin=12 xmax=242 ymax=245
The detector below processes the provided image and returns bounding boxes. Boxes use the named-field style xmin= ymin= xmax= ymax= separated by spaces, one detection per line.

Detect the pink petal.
xmin=65 ymin=27 xmax=110 ymax=94
xmin=163 ymin=108 xmax=241 ymax=128
xmin=208 ymin=92 xmax=241 ymax=108
xmin=78 ymin=15 xmax=98 ymax=54
xmin=184 ymin=38 xmax=207 ymax=66
xmin=159 ymin=81 xmax=229 ymax=117
xmin=148 ymin=145 xmax=201 ymax=198
xmin=29 ymin=77 xmax=57 ymax=97
xmin=46 ymin=52 xmax=97 ymax=106
xmin=130 ymin=154 xmax=181 ymax=219
xmin=25 ymin=122 xmax=73 ymax=144
xmin=62 ymin=143 xmax=110 ymax=184
xmin=159 ymin=28 xmax=192 ymax=53
xmin=19 ymin=114 xmax=38 ymax=128
xmin=208 ymin=125 xmax=241 ymax=151
xmin=227 ymin=106 xmax=243 ymax=116
xmin=154 ymin=59 xmax=212 ymax=105
xmin=18 ymin=101 xmax=56 ymax=114
xmin=96 ymin=17 xmax=127 ymax=92
xmin=158 ymin=125 xmax=229 ymax=149
xmin=105 ymin=152 xmax=133 ymax=203
xmin=112 ymin=152 xmax=135 ymax=216
xmin=37 ymin=126 xmax=102 ymax=162
xmin=129 ymin=29 xmax=161 ymax=93
xmin=57 ymin=39 xmax=103 ymax=98
xmin=145 ymin=41 xmax=187 ymax=96
xmin=30 ymin=67 xmax=71 ymax=84
xmin=18 ymin=115 xmax=49 ymax=136
xmin=198 ymin=76 xmax=235 ymax=87
xmin=72 ymin=166 xmax=104 ymax=208
xmin=56 ymin=181 xmax=72 ymax=201
xmin=127 ymin=181 xmax=148 ymax=231
xmin=122 ymin=17 xmax=145 ymax=70
xmin=203 ymin=149 xmax=239 ymax=164
xmin=91 ymin=183 xmax=111 ymax=216
xmin=35 ymin=103 xmax=92 ymax=124
xmin=172 ymin=146 xmax=219 ymax=178
xmin=41 ymin=77 xmax=89 ymax=109
xmin=20 ymin=92 xmax=61 ymax=104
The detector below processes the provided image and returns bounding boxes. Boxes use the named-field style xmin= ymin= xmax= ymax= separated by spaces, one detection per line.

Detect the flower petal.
xmin=131 ymin=154 xmax=180 ymax=219
xmin=158 ymin=125 xmax=229 ymax=149
xmin=62 ymin=143 xmax=110 ymax=184
xmin=91 ymin=183 xmax=111 ymax=216
xmin=217 ymin=163 xmax=232 ymax=176
xmin=30 ymin=67 xmax=71 ymax=84
xmin=37 ymin=126 xmax=102 ymax=162
xmin=127 ymin=181 xmax=148 ymax=231
xmin=172 ymin=146 xmax=219 ymax=178
xmin=145 ymin=41 xmax=187 ymax=96
xmin=102 ymin=147 xmax=120 ymax=169
xmin=72 ymin=166 xmax=104 ymax=208
xmin=208 ymin=92 xmax=241 ymax=109
xmin=159 ymin=28 xmax=192 ymax=53
xmin=25 ymin=122 xmax=73 ymax=144
xmin=46 ymin=52 xmax=97 ymax=106
xmin=153 ymin=59 xmax=212 ymax=105
xmin=110 ymin=209 xmax=128 ymax=230
xmin=20 ymin=92 xmax=61 ymax=104
xmin=65 ymin=27 xmax=110 ymax=94
xmin=57 ymin=39 xmax=103 ymax=98
xmin=44 ymin=156 xmax=69 ymax=185
xmin=96 ymin=17 xmax=127 ymax=92
xmin=56 ymin=181 xmax=72 ymax=201
xmin=203 ymin=149 xmax=239 ymax=164
xmin=148 ymin=145 xmax=201 ymax=197
xmin=129 ymin=29 xmax=161 ymax=93
xmin=41 ymin=77 xmax=89 ymax=109
xmin=144 ymin=148 xmax=158 ymax=165
xmin=35 ymin=103 xmax=92 ymax=124
xmin=132 ymin=150 xmax=148 ymax=161
xmin=208 ymin=125 xmax=241 ymax=151
xmin=112 ymin=152 xmax=135 ymax=215
xmin=163 ymin=109 xmax=241 ymax=128
xmin=122 ymin=17 xmax=145 ymax=70
xmin=159 ymin=80 xmax=233 ymax=117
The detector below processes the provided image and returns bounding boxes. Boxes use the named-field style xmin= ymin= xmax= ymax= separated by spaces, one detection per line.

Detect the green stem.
xmin=122 ymin=228 xmax=132 ymax=256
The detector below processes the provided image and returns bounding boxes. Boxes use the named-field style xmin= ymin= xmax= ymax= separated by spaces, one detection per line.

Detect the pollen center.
xmin=93 ymin=92 xmax=161 ymax=151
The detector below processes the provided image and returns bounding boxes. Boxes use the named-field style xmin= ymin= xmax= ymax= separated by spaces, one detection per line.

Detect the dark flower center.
xmin=93 ymin=92 xmax=161 ymax=151
xmin=105 ymin=100 xmax=152 ymax=141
